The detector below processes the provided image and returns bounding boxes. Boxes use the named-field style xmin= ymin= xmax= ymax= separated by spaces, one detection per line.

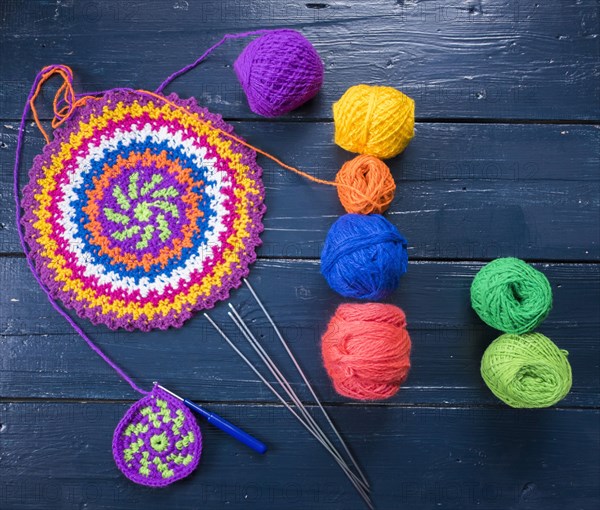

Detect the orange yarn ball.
xmin=321 ymin=303 xmax=411 ymax=400
xmin=335 ymin=155 xmax=396 ymax=214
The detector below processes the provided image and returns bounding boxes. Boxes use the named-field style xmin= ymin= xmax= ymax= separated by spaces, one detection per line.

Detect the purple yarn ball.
xmin=234 ymin=30 xmax=324 ymax=117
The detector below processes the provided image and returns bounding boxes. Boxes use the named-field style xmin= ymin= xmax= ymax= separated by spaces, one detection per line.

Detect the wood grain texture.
xmin=0 ymin=402 xmax=598 ymax=510
xmin=0 ymin=1 xmax=598 ymax=509
xmin=0 ymin=0 xmax=598 ymax=121
xmin=3 ymin=122 xmax=599 ymax=260
xmin=1 ymin=258 xmax=598 ymax=406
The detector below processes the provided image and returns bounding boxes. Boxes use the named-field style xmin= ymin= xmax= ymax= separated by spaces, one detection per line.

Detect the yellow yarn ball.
xmin=333 ymin=84 xmax=415 ymax=160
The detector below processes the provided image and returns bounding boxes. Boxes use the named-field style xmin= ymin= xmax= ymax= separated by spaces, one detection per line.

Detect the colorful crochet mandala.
xmin=22 ymin=89 xmax=265 ymax=331
xmin=112 ymin=385 xmax=202 ymax=487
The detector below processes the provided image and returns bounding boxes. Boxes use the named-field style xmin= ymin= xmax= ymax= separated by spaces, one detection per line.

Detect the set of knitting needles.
xmin=187 ymin=279 xmax=373 ymax=509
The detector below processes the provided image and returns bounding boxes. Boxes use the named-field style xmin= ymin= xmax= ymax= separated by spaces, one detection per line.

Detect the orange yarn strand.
xmin=30 ymin=65 xmax=98 ymax=143
xmin=30 ymin=67 xmax=62 ymax=143
xmin=137 ymin=90 xmax=388 ymax=210
xmin=28 ymin=68 xmax=389 ymax=211
xmin=138 ymin=89 xmax=337 ymax=188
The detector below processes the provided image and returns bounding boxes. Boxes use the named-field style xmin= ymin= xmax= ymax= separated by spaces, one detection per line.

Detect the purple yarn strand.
xmin=13 ymin=66 xmax=149 ymax=396
xmin=155 ymin=30 xmax=274 ymax=94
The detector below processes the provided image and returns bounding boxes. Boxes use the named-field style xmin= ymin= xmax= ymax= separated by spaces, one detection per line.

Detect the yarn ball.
xmin=480 ymin=333 xmax=572 ymax=408
xmin=321 ymin=303 xmax=411 ymax=400
xmin=321 ymin=214 xmax=408 ymax=300
xmin=333 ymin=84 xmax=415 ymax=159
xmin=471 ymin=257 xmax=553 ymax=334
xmin=335 ymin=155 xmax=396 ymax=215
xmin=234 ymin=29 xmax=324 ymax=117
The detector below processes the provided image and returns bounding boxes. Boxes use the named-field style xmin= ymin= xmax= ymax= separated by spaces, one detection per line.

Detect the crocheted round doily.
xmin=22 ymin=90 xmax=265 ymax=330
xmin=112 ymin=385 xmax=202 ymax=487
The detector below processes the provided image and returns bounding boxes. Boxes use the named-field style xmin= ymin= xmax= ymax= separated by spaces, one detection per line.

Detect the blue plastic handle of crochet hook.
xmin=183 ymin=399 xmax=268 ymax=454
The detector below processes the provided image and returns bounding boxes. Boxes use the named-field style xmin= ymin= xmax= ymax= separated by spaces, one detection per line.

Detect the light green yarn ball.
xmin=471 ymin=257 xmax=552 ymax=334
xmin=481 ymin=333 xmax=572 ymax=408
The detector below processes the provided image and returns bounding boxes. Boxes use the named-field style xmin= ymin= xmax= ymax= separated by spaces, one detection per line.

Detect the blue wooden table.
xmin=1 ymin=1 xmax=599 ymax=509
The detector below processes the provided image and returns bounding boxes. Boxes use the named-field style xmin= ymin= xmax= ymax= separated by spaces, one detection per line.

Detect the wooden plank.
xmin=1 ymin=0 xmax=599 ymax=121
xmin=0 ymin=402 xmax=598 ymax=509
xmin=1 ymin=258 xmax=598 ymax=406
xmin=3 ymin=122 xmax=599 ymax=260
xmin=1 ymin=2 xmax=598 ymax=508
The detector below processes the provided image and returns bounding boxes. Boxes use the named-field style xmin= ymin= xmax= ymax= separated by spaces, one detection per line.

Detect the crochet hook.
xmin=155 ymin=384 xmax=267 ymax=454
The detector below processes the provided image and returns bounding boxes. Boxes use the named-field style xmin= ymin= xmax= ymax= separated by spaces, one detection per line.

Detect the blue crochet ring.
xmin=320 ymin=214 xmax=408 ymax=300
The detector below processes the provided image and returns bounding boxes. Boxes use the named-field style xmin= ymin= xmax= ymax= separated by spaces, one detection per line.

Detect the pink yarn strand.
xmin=13 ymin=66 xmax=149 ymax=396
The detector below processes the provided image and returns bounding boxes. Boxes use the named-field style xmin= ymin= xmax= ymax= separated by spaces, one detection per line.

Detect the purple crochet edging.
xmin=21 ymin=89 xmax=266 ymax=331
xmin=112 ymin=384 xmax=202 ymax=487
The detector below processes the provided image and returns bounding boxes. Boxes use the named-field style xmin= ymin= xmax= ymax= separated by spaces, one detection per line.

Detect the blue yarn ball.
xmin=321 ymin=214 xmax=408 ymax=300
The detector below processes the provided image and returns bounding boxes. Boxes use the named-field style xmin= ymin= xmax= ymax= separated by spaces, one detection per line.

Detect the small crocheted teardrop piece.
xmin=21 ymin=90 xmax=265 ymax=331
xmin=113 ymin=385 xmax=202 ymax=487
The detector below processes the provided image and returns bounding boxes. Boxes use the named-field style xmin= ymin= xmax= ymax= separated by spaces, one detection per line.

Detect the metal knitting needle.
xmin=206 ymin=313 xmax=373 ymax=509
xmin=207 ymin=314 xmax=373 ymax=510
xmin=227 ymin=304 xmax=369 ymax=494
xmin=154 ymin=384 xmax=267 ymax=454
xmin=243 ymin=278 xmax=370 ymax=489
xmin=208 ymin=312 xmax=370 ymax=500
xmin=204 ymin=313 xmax=374 ymax=510
xmin=227 ymin=309 xmax=370 ymax=500
xmin=227 ymin=306 xmax=368 ymax=493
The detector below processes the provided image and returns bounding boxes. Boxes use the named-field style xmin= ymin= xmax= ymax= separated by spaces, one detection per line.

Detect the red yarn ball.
xmin=321 ymin=303 xmax=411 ymax=400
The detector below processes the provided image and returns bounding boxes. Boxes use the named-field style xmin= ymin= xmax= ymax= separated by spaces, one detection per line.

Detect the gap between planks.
xmin=0 ymin=397 xmax=598 ymax=411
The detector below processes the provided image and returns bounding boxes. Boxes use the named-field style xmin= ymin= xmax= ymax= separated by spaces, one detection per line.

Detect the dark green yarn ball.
xmin=470 ymin=258 xmax=552 ymax=334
